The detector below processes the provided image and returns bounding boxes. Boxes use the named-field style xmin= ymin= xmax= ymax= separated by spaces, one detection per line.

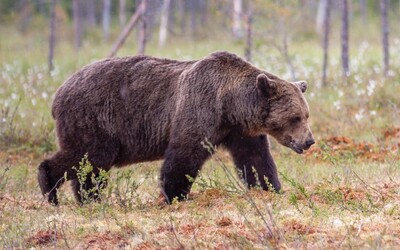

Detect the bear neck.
xmin=222 ymin=74 xmax=264 ymax=135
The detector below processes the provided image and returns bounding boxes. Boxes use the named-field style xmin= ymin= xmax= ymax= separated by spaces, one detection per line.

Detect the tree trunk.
xmin=38 ymin=0 xmax=45 ymax=15
xmin=18 ymin=0 xmax=32 ymax=33
xmin=244 ymin=3 xmax=252 ymax=62
xmin=159 ymin=0 xmax=171 ymax=48
xmin=102 ymin=0 xmax=112 ymax=41
xmin=143 ymin=0 xmax=157 ymax=42
xmin=277 ymin=18 xmax=296 ymax=81
xmin=232 ymin=0 xmax=243 ymax=39
xmin=48 ymin=0 xmax=56 ymax=72
xmin=138 ymin=0 xmax=147 ymax=55
xmin=73 ymin=0 xmax=83 ymax=50
xmin=360 ymin=0 xmax=367 ymax=25
xmin=108 ymin=2 xmax=144 ymax=58
xmin=322 ymin=0 xmax=331 ymax=86
xmin=380 ymin=0 xmax=389 ymax=76
xmin=119 ymin=0 xmax=127 ymax=27
xmin=189 ymin=0 xmax=197 ymax=37
xmin=316 ymin=0 xmax=328 ymax=34
xmin=308 ymin=0 xmax=318 ymax=18
xmin=200 ymin=0 xmax=208 ymax=26
xmin=86 ymin=0 xmax=96 ymax=27
xmin=341 ymin=0 xmax=349 ymax=77
xmin=178 ymin=0 xmax=186 ymax=34
xmin=299 ymin=0 xmax=311 ymax=22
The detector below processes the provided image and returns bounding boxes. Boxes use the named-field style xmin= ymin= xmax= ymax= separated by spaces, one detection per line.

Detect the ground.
xmin=1 ymin=132 xmax=399 ymax=249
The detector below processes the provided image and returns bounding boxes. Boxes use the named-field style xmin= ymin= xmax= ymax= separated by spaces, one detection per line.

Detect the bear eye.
xmin=291 ymin=116 xmax=301 ymax=123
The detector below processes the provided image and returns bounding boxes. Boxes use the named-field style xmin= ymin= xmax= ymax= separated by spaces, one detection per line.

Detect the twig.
xmin=39 ymin=175 xmax=66 ymax=206
xmin=60 ymin=221 xmax=71 ymax=249
xmin=169 ymin=215 xmax=185 ymax=249
xmin=0 ymin=165 xmax=9 ymax=185
xmin=211 ymin=152 xmax=279 ymax=241
xmin=349 ymin=168 xmax=390 ymax=200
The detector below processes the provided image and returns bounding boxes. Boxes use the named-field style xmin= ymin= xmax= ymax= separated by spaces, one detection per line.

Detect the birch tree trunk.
xmin=48 ymin=0 xmax=56 ymax=72
xmin=322 ymin=0 xmax=331 ymax=86
xmin=102 ymin=0 xmax=112 ymax=41
xmin=200 ymin=0 xmax=208 ymax=26
xmin=119 ymin=0 xmax=127 ymax=27
xmin=380 ymin=0 xmax=389 ymax=76
xmin=299 ymin=0 xmax=309 ymax=22
xmin=341 ymin=0 xmax=349 ymax=77
xmin=360 ymin=0 xmax=367 ymax=25
xmin=18 ymin=1 xmax=32 ymax=33
xmin=189 ymin=0 xmax=197 ymax=37
xmin=38 ymin=0 xmax=45 ymax=15
xmin=178 ymin=0 xmax=186 ymax=34
xmin=244 ymin=3 xmax=252 ymax=62
xmin=277 ymin=17 xmax=296 ymax=81
xmin=232 ymin=0 xmax=243 ymax=39
xmin=316 ymin=0 xmax=328 ymax=34
xmin=138 ymin=0 xmax=147 ymax=55
xmin=86 ymin=0 xmax=96 ymax=27
xmin=109 ymin=2 xmax=144 ymax=58
xmin=73 ymin=0 xmax=83 ymax=50
xmin=159 ymin=0 xmax=171 ymax=48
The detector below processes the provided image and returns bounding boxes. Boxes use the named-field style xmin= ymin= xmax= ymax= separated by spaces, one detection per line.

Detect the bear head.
xmin=255 ymin=73 xmax=315 ymax=154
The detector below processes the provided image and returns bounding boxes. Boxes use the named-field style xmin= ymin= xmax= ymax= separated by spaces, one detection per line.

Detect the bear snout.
xmin=304 ymin=138 xmax=315 ymax=149
xmin=289 ymin=137 xmax=315 ymax=154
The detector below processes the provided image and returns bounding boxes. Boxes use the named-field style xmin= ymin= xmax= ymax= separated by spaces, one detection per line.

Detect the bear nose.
xmin=305 ymin=139 xmax=315 ymax=147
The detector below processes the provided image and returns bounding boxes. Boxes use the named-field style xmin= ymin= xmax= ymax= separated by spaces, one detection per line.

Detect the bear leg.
xmin=70 ymin=142 xmax=119 ymax=204
xmin=223 ymin=131 xmax=281 ymax=192
xmin=71 ymin=172 xmax=108 ymax=204
xmin=160 ymin=145 xmax=210 ymax=203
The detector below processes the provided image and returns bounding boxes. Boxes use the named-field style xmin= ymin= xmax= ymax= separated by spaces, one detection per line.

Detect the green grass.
xmin=1 ymin=16 xmax=400 ymax=248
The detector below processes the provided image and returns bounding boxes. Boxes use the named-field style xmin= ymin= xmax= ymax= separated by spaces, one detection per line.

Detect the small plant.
xmin=194 ymin=168 xmax=239 ymax=194
xmin=200 ymin=139 xmax=281 ymax=245
xmin=280 ymin=171 xmax=317 ymax=214
xmin=34 ymin=120 xmax=55 ymax=153
xmin=73 ymin=153 xmax=109 ymax=205
xmin=110 ymin=168 xmax=149 ymax=212
xmin=0 ymin=164 xmax=10 ymax=195
xmin=0 ymin=99 xmax=22 ymax=147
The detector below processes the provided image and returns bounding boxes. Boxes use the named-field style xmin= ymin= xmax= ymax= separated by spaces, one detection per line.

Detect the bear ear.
xmin=257 ymin=74 xmax=277 ymax=97
xmin=294 ymin=81 xmax=307 ymax=93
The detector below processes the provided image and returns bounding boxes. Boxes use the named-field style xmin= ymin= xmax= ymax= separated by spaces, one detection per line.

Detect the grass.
xmin=1 ymin=151 xmax=399 ymax=248
xmin=1 ymin=15 xmax=400 ymax=248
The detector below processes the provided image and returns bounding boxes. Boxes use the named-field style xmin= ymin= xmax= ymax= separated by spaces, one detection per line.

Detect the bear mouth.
xmin=289 ymin=141 xmax=309 ymax=154
xmin=291 ymin=147 xmax=304 ymax=154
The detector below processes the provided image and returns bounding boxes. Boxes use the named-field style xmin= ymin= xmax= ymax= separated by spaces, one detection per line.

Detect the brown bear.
xmin=38 ymin=51 xmax=314 ymax=205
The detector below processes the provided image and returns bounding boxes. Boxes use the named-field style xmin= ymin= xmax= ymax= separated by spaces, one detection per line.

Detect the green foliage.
xmin=0 ymin=100 xmax=23 ymax=148
xmin=0 ymin=165 xmax=9 ymax=195
xmin=73 ymin=153 xmax=109 ymax=205
xmin=32 ymin=121 xmax=55 ymax=154
xmin=280 ymin=171 xmax=317 ymax=214
xmin=110 ymin=168 xmax=146 ymax=212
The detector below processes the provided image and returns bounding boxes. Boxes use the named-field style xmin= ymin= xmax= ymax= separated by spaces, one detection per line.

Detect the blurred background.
xmin=0 ymin=0 xmax=399 ymax=155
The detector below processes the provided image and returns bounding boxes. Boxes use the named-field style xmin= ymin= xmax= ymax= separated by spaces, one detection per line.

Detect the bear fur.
xmin=38 ymin=51 xmax=314 ymax=205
